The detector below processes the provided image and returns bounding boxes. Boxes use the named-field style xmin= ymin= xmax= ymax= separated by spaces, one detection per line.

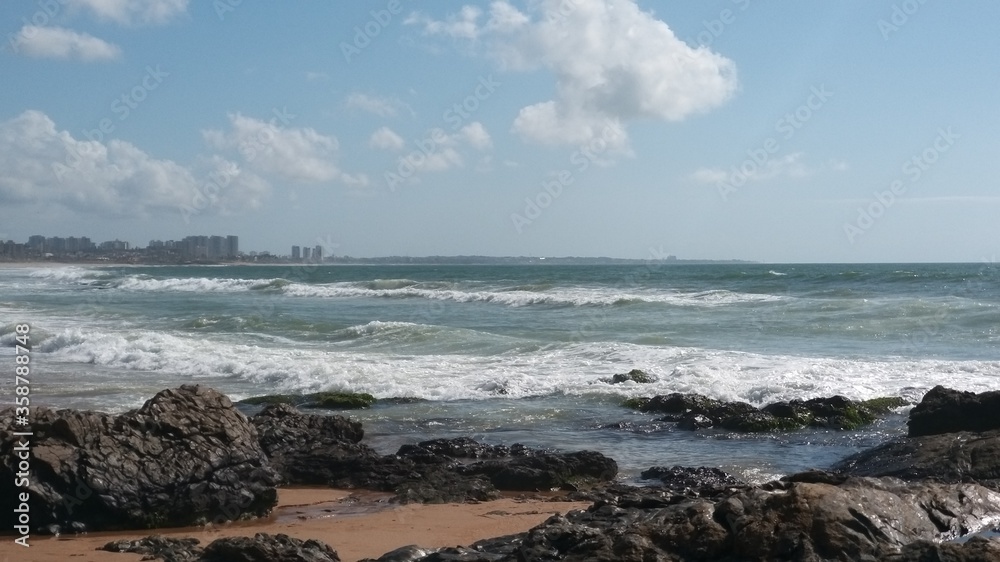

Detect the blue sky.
xmin=1 ymin=0 xmax=998 ymax=263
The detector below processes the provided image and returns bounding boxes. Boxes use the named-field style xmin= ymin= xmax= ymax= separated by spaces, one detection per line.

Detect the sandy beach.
xmin=0 ymin=488 xmax=590 ymax=562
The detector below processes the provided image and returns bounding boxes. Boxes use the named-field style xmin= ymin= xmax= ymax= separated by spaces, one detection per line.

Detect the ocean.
xmin=2 ymin=262 xmax=998 ymax=483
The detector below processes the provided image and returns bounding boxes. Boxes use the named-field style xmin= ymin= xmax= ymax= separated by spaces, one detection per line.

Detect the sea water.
xmin=1 ymin=262 xmax=998 ymax=482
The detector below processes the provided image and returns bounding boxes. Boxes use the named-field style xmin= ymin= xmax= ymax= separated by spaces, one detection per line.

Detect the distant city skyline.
xmin=1 ymin=2 xmax=998 ymax=263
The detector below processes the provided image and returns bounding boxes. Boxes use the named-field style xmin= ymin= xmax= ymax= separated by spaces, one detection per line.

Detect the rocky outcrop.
xmin=0 ymin=385 xmax=279 ymax=534
xmin=602 ymin=369 xmax=656 ymax=384
xmin=252 ymin=406 xmax=616 ymax=502
xmin=389 ymin=477 xmax=1000 ymax=561
xmin=240 ymin=391 xmax=376 ymax=410
xmin=908 ymin=385 xmax=1000 ymax=437
xmin=835 ymin=429 xmax=1000 ymax=488
xmin=639 ymin=465 xmax=747 ymax=498
xmin=101 ymin=533 xmax=341 ymax=562
xmin=625 ymin=392 xmax=906 ymax=432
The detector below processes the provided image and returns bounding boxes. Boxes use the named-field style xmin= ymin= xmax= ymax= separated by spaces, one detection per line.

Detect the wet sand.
xmin=0 ymin=488 xmax=591 ymax=562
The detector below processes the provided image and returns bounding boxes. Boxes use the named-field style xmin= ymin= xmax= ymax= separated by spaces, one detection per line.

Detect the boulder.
xmin=908 ymin=385 xmax=1000 ymax=437
xmin=834 ymin=429 xmax=1000 ymax=488
xmin=201 ymin=533 xmax=340 ymax=562
xmin=459 ymin=450 xmax=617 ymax=492
xmin=639 ymin=465 xmax=746 ymax=498
xmin=605 ymin=369 xmax=656 ymax=384
xmin=240 ymin=391 xmax=376 ymax=410
xmin=251 ymin=405 xmax=500 ymax=503
xmin=0 ymin=385 xmax=279 ymax=534
xmin=99 ymin=535 xmax=202 ymax=561
xmin=417 ymin=477 xmax=1000 ymax=561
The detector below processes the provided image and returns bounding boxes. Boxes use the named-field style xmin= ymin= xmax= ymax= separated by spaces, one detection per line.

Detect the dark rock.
xmin=0 ymin=385 xmax=279 ymax=534
xmin=99 ymin=535 xmax=202 ymax=562
xmin=396 ymin=437 xmax=531 ymax=462
xmin=627 ymin=392 xmax=902 ymax=433
xmin=607 ymin=369 xmax=655 ymax=384
xmin=636 ymin=392 xmax=722 ymax=415
xmin=201 ymin=533 xmax=340 ymax=562
xmin=639 ymin=465 xmax=746 ymax=498
xmin=460 ymin=477 xmax=1000 ymax=561
xmin=676 ymin=413 xmax=714 ymax=430
xmin=886 ymin=536 xmax=1000 ymax=562
xmin=460 ymin=450 xmax=617 ymax=492
xmin=909 ymin=385 xmax=1000 ymax=437
xmin=834 ymin=429 xmax=1000 ymax=488
xmin=241 ymin=391 xmax=376 ymax=410
xmin=363 ymin=545 xmax=439 ymax=561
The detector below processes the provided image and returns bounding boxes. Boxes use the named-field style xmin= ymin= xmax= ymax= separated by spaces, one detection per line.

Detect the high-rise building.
xmin=227 ymin=235 xmax=239 ymax=257
xmin=302 ymin=247 xmax=311 ymax=260
xmin=313 ymin=245 xmax=323 ymax=261
xmin=291 ymin=245 xmax=301 ymax=259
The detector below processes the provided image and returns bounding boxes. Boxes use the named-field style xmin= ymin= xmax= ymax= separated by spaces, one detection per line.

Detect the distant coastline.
xmin=0 ymin=255 xmax=757 ymax=266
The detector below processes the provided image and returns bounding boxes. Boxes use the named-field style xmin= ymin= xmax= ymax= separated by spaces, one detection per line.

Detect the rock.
xmin=0 ymin=385 xmax=279 ymax=534
xmin=908 ymin=385 xmax=1000 ymax=437
xmin=442 ymin=477 xmax=1000 ymax=561
xmin=607 ymin=369 xmax=656 ymax=384
xmin=396 ymin=437 xmax=532 ymax=462
xmin=636 ymin=392 xmax=721 ymax=415
xmin=361 ymin=545 xmax=439 ymax=562
xmin=834 ymin=429 xmax=1000 ymax=488
xmin=626 ymin=392 xmax=903 ymax=433
xmin=639 ymin=465 xmax=746 ymax=498
xmin=240 ymin=391 xmax=376 ymax=410
xmin=251 ymin=405 xmax=501 ymax=503
xmin=201 ymin=533 xmax=340 ymax=562
xmin=886 ymin=536 xmax=1000 ymax=562
xmin=459 ymin=450 xmax=617 ymax=492
xmin=99 ymin=535 xmax=202 ymax=561
xmin=676 ymin=413 xmax=714 ymax=430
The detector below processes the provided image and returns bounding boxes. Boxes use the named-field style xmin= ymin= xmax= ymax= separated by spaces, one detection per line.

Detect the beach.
xmin=0 ymin=488 xmax=591 ymax=561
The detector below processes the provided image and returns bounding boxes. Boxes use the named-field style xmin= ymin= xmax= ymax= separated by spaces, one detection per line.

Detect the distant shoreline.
xmin=1 ymin=256 xmax=757 ymax=267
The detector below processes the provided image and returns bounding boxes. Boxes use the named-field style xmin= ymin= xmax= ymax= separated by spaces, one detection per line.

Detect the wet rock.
xmin=605 ymin=369 xmax=656 ymax=384
xmin=677 ymin=413 xmax=714 ymax=430
xmin=886 ymin=536 xmax=1000 ymax=562
xmin=908 ymin=385 xmax=1000 ymax=437
xmin=635 ymin=392 xmax=721 ymax=415
xmin=397 ymin=437 xmax=532 ymax=462
xmin=459 ymin=450 xmax=617 ymax=492
xmin=0 ymin=385 xmax=279 ymax=534
xmin=99 ymin=535 xmax=202 ymax=561
xmin=240 ymin=391 xmax=376 ymax=410
xmin=639 ymin=465 xmax=747 ymax=498
xmin=834 ymin=429 xmax=1000 ymax=488
xmin=201 ymin=532 xmax=340 ymax=562
xmin=438 ymin=477 xmax=1000 ymax=561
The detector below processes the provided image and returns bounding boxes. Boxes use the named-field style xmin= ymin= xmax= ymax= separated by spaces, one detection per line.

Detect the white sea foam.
xmin=86 ymin=274 xmax=786 ymax=308
xmin=33 ymin=325 xmax=1000 ymax=406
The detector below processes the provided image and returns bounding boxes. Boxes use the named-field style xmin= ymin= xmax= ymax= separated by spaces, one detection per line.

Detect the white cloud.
xmin=369 ymin=127 xmax=406 ymax=151
xmin=66 ymin=0 xmax=189 ymax=26
xmin=345 ymin=93 xmax=409 ymax=118
xmin=10 ymin=26 xmax=122 ymax=61
xmin=406 ymin=5 xmax=483 ymax=39
xmin=203 ymin=113 xmax=346 ymax=184
xmin=411 ymin=0 xmax=737 ymax=148
xmin=460 ymin=122 xmax=492 ymax=149
xmin=0 ymin=110 xmax=265 ymax=217
xmin=690 ymin=152 xmax=814 ymax=185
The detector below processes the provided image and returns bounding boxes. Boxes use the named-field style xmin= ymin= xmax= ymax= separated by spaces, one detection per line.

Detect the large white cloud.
xmin=203 ymin=113 xmax=365 ymax=186
xmin=410 ymin=0 xmax=738 ymax=148
xmin=9 ymin=25 xmax=122 ymax=61
xmin=66 ymin=0 xmax=189 ymax=26
xmin=0 ymin=110 xmax=266 ymax=217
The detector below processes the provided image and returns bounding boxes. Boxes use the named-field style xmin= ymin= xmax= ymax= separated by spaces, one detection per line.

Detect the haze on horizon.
xmin=1 ymin=1 xmax=998 ymax=264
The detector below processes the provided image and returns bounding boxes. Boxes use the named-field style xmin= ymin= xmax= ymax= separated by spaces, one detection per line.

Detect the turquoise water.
xmin=1 ymin=262 xmax=998 ymax=481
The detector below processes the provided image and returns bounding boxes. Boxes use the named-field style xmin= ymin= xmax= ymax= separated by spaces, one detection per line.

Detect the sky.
xmin=1 ymin=0 xmax=998 ymax=263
